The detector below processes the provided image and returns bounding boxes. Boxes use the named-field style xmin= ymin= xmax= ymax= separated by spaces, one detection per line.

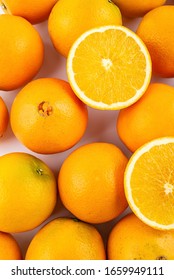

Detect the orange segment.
xmin=67 ymin=25 xmax=152 ymax=110
xmin=124 ymin=137 xmax=174 ymax=230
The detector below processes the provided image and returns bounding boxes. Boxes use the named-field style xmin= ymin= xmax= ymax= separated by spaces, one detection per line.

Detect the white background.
xmin=0 ymin=0 xmax=174 ymax=259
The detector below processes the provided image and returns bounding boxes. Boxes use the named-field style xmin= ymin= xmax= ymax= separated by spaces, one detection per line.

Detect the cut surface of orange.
xmin=67 ymin=25 xmax=152 ymax=110
xmin=124 ymin=137 xmax=174 ymax=230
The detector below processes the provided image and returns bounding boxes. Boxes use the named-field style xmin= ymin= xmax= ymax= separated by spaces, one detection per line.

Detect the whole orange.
xmin=112 ymin=0 xmax=166 ymax=18
xmin=0 ymin=152 xmax=57 ymax=233
xmin=0 ymin=14 xmax=44 ymax=91
xmin=10 ymin=78 xmax=88 ymax=154
xmin=137 ymin=6 xmax=174 ymax=77
xmin=0 ymin=232 xmax=22 ymax=260
xmin=58 ymin=142 xmax=128 ymax=224
xmin=108 ymin=213 xmax=174 ymax=260
xmin=1 ymin=0 xmax=58 ymax=24
xmin=117 ymin=83 xmax=174 ymax=152
xmin=25 ymin=218 xmax=106 ymax=260
xmin=0 ymin=97 xmax=8 ymax=138
xmin=48 ymin=0 xmax=122 ymax=57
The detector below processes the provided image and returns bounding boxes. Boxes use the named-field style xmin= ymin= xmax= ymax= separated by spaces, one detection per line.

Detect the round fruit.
xmin=112 ymin=0 xmax=166 ymax=18
xmin=117 ymin=83 xmax=174 ymax=152
xmin=124 ymin=137 xmax=174 ymax=230
xmin=0 ymin=231 xmax=22 ymax=260
xmin=137 ymin=6 xmax=174 ymax=77
xmin=0 ymin=97 xmax=8 ymax=138
xmin=10 ymin=78 xmax=88 ymax=154
xmin=108 ymin=213 xmax=174 ymax=260
xmin=67 ymin=25 xmax=151 ymax=110
xmin=25 ymin=217 xmax=106 ymax=260
xmin=0 ymin=14 xmax=44 ymax=91
xmin=48 ymin=0 xmax=122 ymax=57
xmin=0 ymin=0 xmax=58 ymax=24
xmin=0 ymin=152 xmax=57 ymax=233
xmin=58 ymin=142 xmax=128 ymax=224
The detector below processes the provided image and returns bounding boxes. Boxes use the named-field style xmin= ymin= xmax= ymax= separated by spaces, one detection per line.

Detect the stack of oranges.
xmin=1 ymin=0 xmax=174 ymax=260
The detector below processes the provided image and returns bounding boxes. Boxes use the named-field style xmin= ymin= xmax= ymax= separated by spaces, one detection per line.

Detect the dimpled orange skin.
xmin=108 ymin=213 xmax=174 ymax=260
xmin=0 ymin=97 xmax=9 ymax=138
xmin=58 ymin=142 xmax=128 ymax=224
xmin=0 ymin=232 xmax=22 ymax=260
xmin=10 ymin=78 xmax=88 ymax=154
xmin=137 ymin=6 xmax=174 ymax=77
xmin=25 ymin=218 xmax=106 ymax=260
xmin=1 ymin=0 xmax=58 ymax=24
xmin=117 ymin=83 xmax=174 ymax=152
xmin=112 ymin=0 xmax=166 ymax=18
xmin=0 ymin=14 xmax=44 ymax=91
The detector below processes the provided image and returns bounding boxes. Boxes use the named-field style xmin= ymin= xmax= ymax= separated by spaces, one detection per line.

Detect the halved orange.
xmin=124 ymin=137 xmax=174 ymax=230
xmin=67 ymin=25 xmax=152 ymax=110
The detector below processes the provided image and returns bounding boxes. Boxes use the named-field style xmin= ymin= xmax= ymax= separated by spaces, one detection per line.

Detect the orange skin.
xmin=25 ymin=218 xmax=106 ymax=260
xmin=108 ymin=213 xmax=174 ymax=260
xmin=1 ymin=0 xmax=58 ymax=24
xmin=112 ymin=0 xmax=166 ymax=18
xmin=0 ymin=14 xmax=44 ymax=91
xmin=0 ymin=97 xmax=8 ymax=137
xmin=137 ymin=6 xmax=174 ymax=77
xmin=117 ymin=83 xmax=174 ymax=152
xmin=0 ymin=232 xmax=22 ymax=260
xmin=58 ymin=142 xmax=128 ymax=224
xmin=10 ymin=78 xmax=88 ymax=154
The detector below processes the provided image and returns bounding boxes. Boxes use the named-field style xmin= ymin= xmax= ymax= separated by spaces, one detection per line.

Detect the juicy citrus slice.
xmin=124 ymin=137 xmax=174 ymax=230
xmin=67 ymin=25 xmax=152 ymax=110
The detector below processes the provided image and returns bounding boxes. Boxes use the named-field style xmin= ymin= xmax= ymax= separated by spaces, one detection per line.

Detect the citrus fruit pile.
xmin=0 ymin=0 xmax=174 ymax=260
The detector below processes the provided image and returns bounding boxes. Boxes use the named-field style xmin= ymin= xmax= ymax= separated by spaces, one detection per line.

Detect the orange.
xmin=124 ymin=137 xmax=174 ymax=230
xmin=112 ymin=0 xmax=166 ymax=18
xmin=48 ymin=0 xmax=122 ymax=57
xmin=117 ymin=83 xmax=174 ymax=152
xmin=108 ymin=213 xmax=174 ymax=260
xmin=58 ymin=142 xmax=128 ymax=224
xmin=0 ymin=232 xmax=22 ymax=260
xmin=10 ymin=78 xmax=88 ymax=154
xmin=0 ymin=14 xmax=44 ymax=91
xmin=25 ymin=217 xmax=106 ymax=260
xmin=67 ymin=25 xmax=152 ymax=110
xmin=0 ymin=97 xmax=9 ymax=138
xmin=1 ymin=0 xmax=58 ymax=24
xmin=137 ymin=6 xmax=174 ymax=77
xmin=0 ymin=152 xmax=57 ymax=233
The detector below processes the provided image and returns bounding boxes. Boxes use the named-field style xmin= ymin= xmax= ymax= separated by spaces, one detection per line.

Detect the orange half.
xmin=124 ymin=137 xmax=174 ymax=230
xmin=67 ymin=25 xmax=152 ymax=110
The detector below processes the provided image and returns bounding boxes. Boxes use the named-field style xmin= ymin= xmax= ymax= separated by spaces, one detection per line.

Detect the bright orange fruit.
xmin=117 ymin=83 xmax=174 ymax=152
xmin=1 ymin=0 xmax=58 ymax=24
xmin=58 ymin=142 xmax=128 ymax=224
xmin=0 ymin=152 xmax=57 ymax=233
xmin=0 ymin=232 xmax=22 ymax=260
xmin=108 ymin=213 xmax=174 ymax=260
xmin=10 ymin=78 xmax=88 ymax=154
xmin=137 ymin=6 xmax=174 ymax=77
xmin=0 ymin=14 xmax=44 ymax=91
xmin=48 ymin=0 xmax=122 ymax=57
xmin=25 ymin=218 xmax=106 ymax=260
